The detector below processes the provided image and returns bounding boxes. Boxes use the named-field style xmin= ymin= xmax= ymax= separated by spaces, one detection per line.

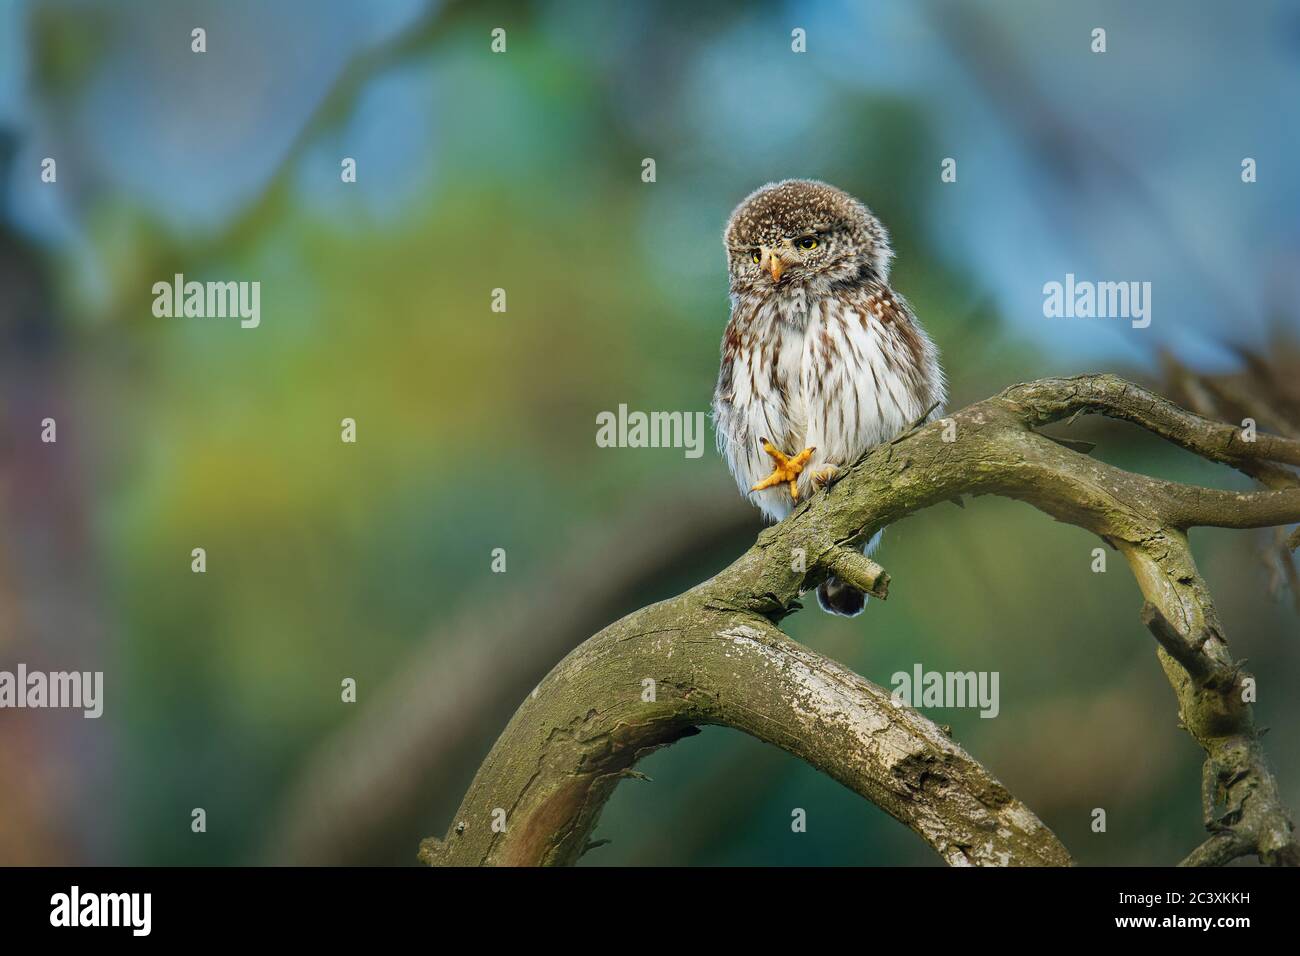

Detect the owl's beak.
xmin=767 ymin=252 xmax=786 ymax=283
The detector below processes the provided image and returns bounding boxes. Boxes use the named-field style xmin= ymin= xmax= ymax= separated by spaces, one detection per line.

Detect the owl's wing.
xmin=711 ymin=328 xmax=747 ymax=481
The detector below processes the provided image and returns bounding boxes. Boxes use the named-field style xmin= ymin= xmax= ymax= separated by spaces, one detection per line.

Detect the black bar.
xmin=0 ymin=865 xmax=1283 ymax=941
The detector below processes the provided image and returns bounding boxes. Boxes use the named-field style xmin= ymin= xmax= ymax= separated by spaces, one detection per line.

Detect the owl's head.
xmin=723 ymin=179 xmax=892 ymax=297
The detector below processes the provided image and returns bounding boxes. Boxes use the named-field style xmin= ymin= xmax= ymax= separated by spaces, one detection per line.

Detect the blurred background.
xmin=0 ymin=0 xmax=1297 ymax=866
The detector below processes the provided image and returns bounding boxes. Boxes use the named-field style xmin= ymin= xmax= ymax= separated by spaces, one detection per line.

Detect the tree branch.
xmin=422 ymin=374 xmax=1300 ymax=867
xmin=1003 ymin=373 xmax=1300 ymax=471
xmin=826 ymin=547 xmax=890 ymax=600
xmin=419 ymin=611 xmax=1069 ymax=867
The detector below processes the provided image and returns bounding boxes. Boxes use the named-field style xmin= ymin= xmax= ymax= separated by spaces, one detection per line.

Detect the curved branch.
xmin=422 ymin=374 xmax=1300 ymax=867
xmin=418 ymin=609 xmax=1070 ymax=867
xmin=1003 ymin=374 xmax=1300 ymax=470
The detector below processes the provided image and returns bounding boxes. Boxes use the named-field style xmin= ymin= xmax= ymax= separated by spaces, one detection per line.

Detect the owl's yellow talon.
xmin=751 ymin=439 xmax=816 ymax=500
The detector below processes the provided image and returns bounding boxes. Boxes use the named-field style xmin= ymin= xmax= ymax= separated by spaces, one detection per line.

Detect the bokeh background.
xmin=1 ymin=0 xmax=1298 ymax=866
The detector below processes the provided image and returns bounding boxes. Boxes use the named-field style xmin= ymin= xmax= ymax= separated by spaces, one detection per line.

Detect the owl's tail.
xmin=816 ymin=528 xmax=884 ymax=618
xmin=816 ymin=576 xmax=867 ymax=617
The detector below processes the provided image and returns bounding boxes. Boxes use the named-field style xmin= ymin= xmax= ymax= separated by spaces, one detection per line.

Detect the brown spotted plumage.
xmin=711 ymin=180 xmax=946 ymax=616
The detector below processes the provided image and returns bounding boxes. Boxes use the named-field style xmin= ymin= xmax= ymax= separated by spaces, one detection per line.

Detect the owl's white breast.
xmin=714 ymin=290 xmax=943 ymax=524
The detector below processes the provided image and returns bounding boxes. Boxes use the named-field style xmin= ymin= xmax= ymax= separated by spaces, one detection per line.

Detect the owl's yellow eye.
xmin=751 ymin=251 xmax=761 ymax=264
xmin=796 ymin=236 xmax=818 ymax=250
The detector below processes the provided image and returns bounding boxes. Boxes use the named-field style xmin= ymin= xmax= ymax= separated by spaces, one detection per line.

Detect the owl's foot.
xmin=751 ymin=439 xmax=816 ymax=501
xmin=810 ymin=465 xmax=841 ymax=489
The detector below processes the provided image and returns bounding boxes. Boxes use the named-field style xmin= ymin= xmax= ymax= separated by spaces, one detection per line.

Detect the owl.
xmin=712 ymin=180 xmax=946 ymax=616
